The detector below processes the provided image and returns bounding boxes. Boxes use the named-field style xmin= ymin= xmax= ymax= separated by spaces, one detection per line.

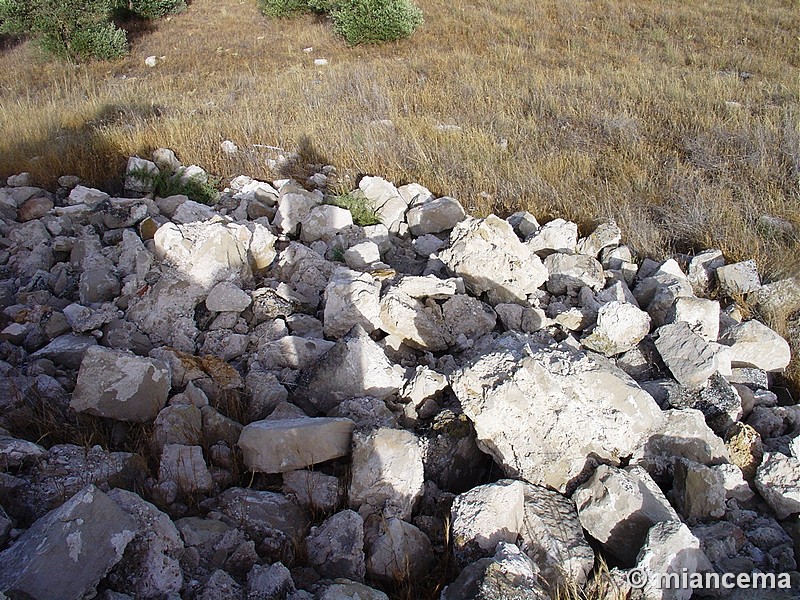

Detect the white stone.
xmin=583 ymin=301 xmax=651 ymax=356
xmin=379 ymin=288 xmax=452 ymax=351
xmin=125 ymin=156 xmax=159 ymax=193
xmin=300 ymin=204 xmax=354 ymax=242
xmin=672 ymin=459 xmax=727 ymax=522
xmin=755 ymin=452 xmax=800 ymax=519
xmin=451 ymin=479 xmax=525 ymax=566
xmin=574 ymin=465 xmax=679 ymax=565
xmin=687 ymin=249 xmax=724 ymax=295
xmin=394 ymin=275 xmax=463 ymax=299
xmin=440 ymin=215 xmax=548 ymax=305
xmin=239 ymin=417 xmax=355 ymax=473
xmin=359 ymin=176 xmax=409 ymax=231
xmin=70 ymin=346 xmax=171 ymax=422
xmin=348 ymin=428 xmax=424 ymax=520
xmin=220 ymin=139 xmax=238 ymax=154
xmin=273 ymin=183 xmax=323 ymax=236
xmin=654 ymin=322 xmax=720 ymax=389
xmin=323 ymin=268 xmax=383 ymax=339
xmin=525 ymin=218 xmax=578 ymax=255
xmin=544 ymin=252 xmax=605 ymax=295
xmin=406 ymin=196 xmax=466 ymax=236
xmin=366 ymin=517 xmax=434 ymax=584
xmin=716 ymin=259 xmax=761 ymax=296
xmin=172 ymin=199 xmax=216 ymax=223
xmin=719 ymin=319 xmax=791 ymax=372
xmin=450 ymin=334 xmax=663 ymax=493
xmin=344 ymin=241 xmax=381 ymax=270
xmin=68 ymin=185 xmax=110 ymax=207
xmin=399 ymin=366 xmax=448 ymax=406
xmin=575 ymin=221 xmax=621 ymax=257
xmin=665 ymin=296 xmax=720 ymax=342
xmin=205 ymin=281 xmax=251 ymax=312
xmin=259 ymin=335 xmax=335 ymax=369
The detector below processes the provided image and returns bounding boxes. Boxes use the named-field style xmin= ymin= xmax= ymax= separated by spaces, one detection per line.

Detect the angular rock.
xmin=719 ymin=319 xmax=791 ymax=372
xmin=451 ymin=479 xmax=525 ymax=566
xmin=306 ymin=510 xmax=365 ymax=581
xmin=519 ymin=482 xmax=594 ymax=588
xmin=125 ymin=156 xmax=159 ymax=193
xmin=239 ymin=417 xmax=355 ymax=473
xmin=70 ymin=346 xmax=170 ymax=422
xmin=300 ymin=204 xmax=354 ymax=242
xmin=725 ymin=422 xmax=764 ymax=481
xmin=106 ymin=489 xmax=184 ymax=599
xmin=440 ymin=215 xmax=548 ymax=305
xmin=158 ymin=444 xmax=213 ymax=495
xmin=205 ymin=281 xmax=252 ymax=312
xmin=274 ymin=242 xmax=337 ymax=307
xmin=349 ymin=427 xmax=424 ymax=520
xmin=654 ymin=321 xmax=720 ymax=389
xmin=260 ymin=335 xmax=336 ymax=370
xmin=583 ymin=300 xmax=651 ymax=356
xmin=246 ymin=562 xmax=297 ymax=599
xmin=665 ymin=296 xmax=720 ymax=342
xmin=716 ymin=259 xmax=761 ymax=296
xmin=379 ymin=287 xmax=452 ymax=351
xmin=633 ymin=521 xmax=713 ymax=600
xmin=359 ymin=176 xmax=408 ymax=232
xmin=630 ymin=408 xmax=729 ymax=482
xmin=344 ymin=241 xmax=382 ymax=270
xmin=244 ymin=366 xmax=288 ymax=422
xmin=296 ymin=326 xmax=405 ymax=414
xmin=574 ymin=465 xmax=679 ymax=565
xmin=17 ymin=195 xmax=53 ymax=221
xmin=395 ymin=275 xmax=463 ymax=299
xmin=755 ymin=452 xmax=800 ymax=519
xmin=687 ymin=249 xmax=724 ymax=295
xmin=366 ymin=517 xmax=434 ymax=584
xmin=442 ymin=294 xmax=497 ymax=341
xmin=450 ymin=334 xmax=662 ymax=493
xmin=544 ymin=252 xmax=605 ymax=295
xmin=282 ymin=470 xmax=341 ymax=513
xmin=199 ymin=569 xmax=244 ymax=600
xmin=575 ymin=221 xmax=621 ymax=257
xmin=0 ymin=485 xmax=136 ymax=600
xmin=323 ymin=268 xmax=382 ymax=339
xmin=273 ymin=183 xmax=323 ymax=236
xmin=406 ymin=196 xmax=466 ymax=236
xmin=316 ymin=581 xmax=389 ymax=600
xmin=31 ymin=333 xmax=97 ymax=369
xmin=672 ymin=459 xmax=726 ymax=522
xmin=153 ymin=404 xmax=203 ymax=451
xmin=525 ymin=218 xmax=578 ymax=255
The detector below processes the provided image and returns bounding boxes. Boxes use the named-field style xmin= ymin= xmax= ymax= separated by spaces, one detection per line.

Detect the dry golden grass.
xmin=1 ymin=0 xmax=799 ymax=393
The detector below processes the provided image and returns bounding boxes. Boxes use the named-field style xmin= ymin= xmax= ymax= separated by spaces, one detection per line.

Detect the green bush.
xmin=257 ymin=0 xmax=310 ymax=18
xmin=326 ymin=193 xmax=381 ymax=226
xmin=331 ymin=0 xmax=422 ymax=45
xmin=123 ymin=0 xmax=186 ymax=19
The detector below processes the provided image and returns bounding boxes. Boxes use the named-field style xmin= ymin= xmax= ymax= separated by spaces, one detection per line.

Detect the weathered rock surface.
xmin=582 ymin=300 xmax=651 ymax=356
xmin=366 ymin=517 xmax=435 ymax=584
xmin=323 ymin=268 xmax=383 ymax=339
xmin=306 ymin=509 xmax=366 ymax=581
xmin=720 ymin=319 xmax=792 ymax=372
xmin=755 ymin=452 xmax=800 ymax=519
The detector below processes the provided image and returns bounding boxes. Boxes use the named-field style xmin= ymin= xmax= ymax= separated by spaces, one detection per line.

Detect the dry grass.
xmin=1 ymin=0 xmax=799 ymax=386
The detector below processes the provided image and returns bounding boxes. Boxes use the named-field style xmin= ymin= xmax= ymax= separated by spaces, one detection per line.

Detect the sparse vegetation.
xmin=129 ymin=164 xmax=220 ymax=204
xmin=327 ymin=192 xmax=381 ymax=226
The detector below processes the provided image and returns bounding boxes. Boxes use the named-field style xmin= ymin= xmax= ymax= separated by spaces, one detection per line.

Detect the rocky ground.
xmin=0 ymin=151 xmax=799 ymax=599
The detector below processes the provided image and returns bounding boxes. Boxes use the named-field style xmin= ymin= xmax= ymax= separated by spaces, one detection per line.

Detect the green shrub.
xmin=123 ymin=0 xmax=186 ymax=19
xmin=129 ymin=164 xmax=220 ymax=205
xmin=326 ymin=193 xmax=381 ymax=226
xmin=0 ymin=0 xmax=126 ymax=60
xmin=331 ymin=0 xmax=422 ymax=45
xmin=257 ymin=0 xmax=310 ymax=18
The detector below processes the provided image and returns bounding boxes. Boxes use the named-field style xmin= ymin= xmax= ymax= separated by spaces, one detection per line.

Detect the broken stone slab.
xmin=672 ymin=459 xmax=727 ymax=523
xmin=394 ymin=274 xmax=464 ymax=299
xmin=719 ymin=319 xmax=792 ymax=372
xmin=450 ymin=479 xmax=525 ymax=566
xmin=654 ymin=321 xmax=720 ymax=389
xmin=582 ymin=300 xmax=651 ymax=356
xmin=519 ymin=482 xmax=595 ymax=589
xmin=106 ymin=488 xmax=184 ymax=599
xmin=544 ymin=252 xmax=605 ymax=296
xmin=274 ymin=241 xmax=337 ymax=307
xmin=440 ymin=215 xmax=548 ymax=305
xmin=630 ymin=408 xmax=729 ymax=483
xmin=665 ymin=296 xmax=720 ymax=342
xmin=366 ymin=516 xmax=435 ymax=584
xmin=348 ymin=427 xmax=425 ymax=520
xmin=299 ymin=204 xmax=354 ymax=242
xmin=205 ymin=281 xmax=252 ymax=313
xmin=379 ymin=287 xmax=452 ymax=351
xmin=68 ymin=184 xmax=110 ymax=207
xmin=632 ymin=520 xmax=713 ymax=600
xmin=323 ymin=268 xmax=382 ymax=339
xmin=755 ymin=452 xmax=800 ymax=519
xmin=158 ymin=444 xmax=213 ymax=496
xmin=328 ymin=396 xmax=399 ymax=431
xmin=239 ymin=417 xmax=355 ymax=473
xmin=574 ymin=465 xmax=679 ymax=566
xmin=399 ymin=365 xmax=448 ymax=406
xmin=406 ymin=196 xmax=466 ymax=236
xmin=715 ymin=259 xmax=761 ymax=296
xmin=441 ymin=542 xmax=550 ymax=600
xmin=305 ymin=509 xmax=365 ymax=581
xmin=30 ymin=333 xmax=97 ymax=369
xmin=0 ymin=485 xmax=136 ymax=600
xmin=62 ymin=302 xmax=121 ymax=334
xmin=687 ymin=249 xmax=725 ymax=295
xmin=525 ymin=218 xmax=578 ymax=256
xmin=295 ymin=326 xmax=406 ymax=415
xmin=273 ymin=182 xmax=323 ymax=236
xmin=450 ymin=333 xmax=662 ymax=493
xmin=70 ymin=346 xmax=171 ymax=422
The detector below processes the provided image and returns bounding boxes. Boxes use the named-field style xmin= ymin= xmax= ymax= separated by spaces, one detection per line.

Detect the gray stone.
xmin=274 ymin=242 xmax=337 ymax=307
xmin=406 ymin=196 xmax=466 ymax=236
xmin=583 ymin=300 xmax=651 ymax=356
xmin=244 ymin=366 xmax=288 ymax=422
xmin=349 ymin=427 xmax=424 ymax=520
xmin=344 ymin=241 xmax=382 ymax=270
xmin=0 ymin=485 xmax=136 ymax=600
xmin=715 ymin=463 xmax=754 ymax=502
xmin=246 ymin=562 xmax=298 ymax=599
xmin=0 ymin=433 xmax=47 ymax=470
xmin=687 ymin=249 xmax=725 ymax=295
xmin=507 ymin=211 xmax=540 ymax=239
xmin=62 ymin=302 xmax=120 ymax=334
xmin=297 ymin=326 xmax=405 ymax=414
xmin=412 ymin=233 xmax=446 ymax=257
xmin=158 ymin=444 xmax=213 ymax=495
xmin=106 ymin=489 xmax=184 ymax=599
xmin=451 ymin=479 xmax=525 ymax=566
xmin=574 ymin=465 xmax=679 ymax=565
xmin=324 ymin=268 xmax=383 ymax=339
xmin=70 ymin=346 xmax=171 ymax=422
xmin=328 ymin=396 xmax=399 ymax=431
xmin=544 ymin=252 xmax=605 ymax=295
xmin=442 ymin=294 xmax=497 ymax=341
xmin=199 ymin=569 xmax=244 ymax=600
xmin=201 ymin=329 xmax=250 ymax=361
xmin=316 ymin=581 xmax=389 ymax=600
xmin=450 ymin=334 xmax=662 ymax=493
xmin=31 ymin=333 xmax=97 ymax=369
xmin=68 ymin=184 xmax=110 ymax=207
xmin=306 ymin=510 xmax=365 ymax=581
xmin=441 ymin=215 xmax=548 ymax=305
xmin=206 ymin=281 xmax=252 ymax=312
xmin=282 ymin=470 xmax=341 ymax=513
xmin=654 ymin=322 xmax=720 ymax=389
xmin=672 ymin=459 xmax=726 ymax=522
xmin=80 ymin=265 xmax=121 ymax=304
xmin=153 ymin=404 xmax=203 ymax=451
xmin=260 ymin=335 xmax=336 ymax=370
xmin=125 ymin=156 xmax=159 ymax=193
xmin=172 ymin=199 xmax=216 ymax=224
xmin=239 ymin=417 xmax=355 ymax=473
xmin=518 ymin=482 xmax=594 ymax=589
xmin=716 ymin=259 xmax=761 ymax=296
xmin=755 ymin=452 xmax=800 ymax=519
xmin=719 ymin=319 xmax=791 ymax=372
xmin=366 ymin=517 xmax=434 ymax=584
